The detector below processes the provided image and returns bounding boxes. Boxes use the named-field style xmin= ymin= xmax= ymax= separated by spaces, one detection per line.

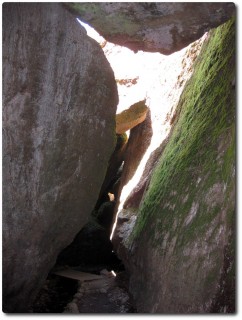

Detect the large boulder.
xmin=113 ymin=19 xmax=235 ymax=313
xmin=65 ymin=2 xmax=235 ymax=54
xmin=2 ymin=3 xmax=118 ymax=312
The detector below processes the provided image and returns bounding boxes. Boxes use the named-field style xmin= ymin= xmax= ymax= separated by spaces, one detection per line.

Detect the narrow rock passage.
xmin=34 ymin=130 xmax=137 ymax=313
xmin=31 ymin=142 xmax=136 ymax=313
xmin=31 ymin=98 xmax=149 ymax=314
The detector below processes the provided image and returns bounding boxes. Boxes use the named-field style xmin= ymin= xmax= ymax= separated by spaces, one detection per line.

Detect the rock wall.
xmin=65 ymin=2 xmax=235 ymax=54
xmin=2 ymin=3 xmax=118 ymax=312
xmin=114 ymin=19 xmax=235 ymax=313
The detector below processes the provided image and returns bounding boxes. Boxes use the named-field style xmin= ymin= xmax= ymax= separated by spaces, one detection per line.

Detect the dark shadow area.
xmin=31 ymin=275 xmax=78 ymax=313
xmin=30 ymin=134 xmax=129 ymax=313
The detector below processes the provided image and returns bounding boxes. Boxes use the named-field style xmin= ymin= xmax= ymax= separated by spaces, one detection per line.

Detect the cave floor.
xmin=31 ymin=268 xmax=136 ymax=313
xmin=64 ymin=269 xmax=136 ymax=313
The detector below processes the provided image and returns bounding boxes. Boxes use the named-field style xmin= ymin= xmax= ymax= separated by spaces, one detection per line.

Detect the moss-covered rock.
xmin=115 ymin=18 xmax=235 ymax=313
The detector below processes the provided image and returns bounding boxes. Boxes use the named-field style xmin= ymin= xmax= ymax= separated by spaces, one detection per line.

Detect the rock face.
xmin=2 ymin=3 xmax=118 ymax=312
xmin=113 ymin=19 xmax=235 ymax=313
xmin=66 ymin=2 xmax=235 ymax=54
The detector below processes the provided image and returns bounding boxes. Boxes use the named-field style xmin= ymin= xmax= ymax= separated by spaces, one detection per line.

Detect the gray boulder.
xmin=66 ymin=2 xmax=235 ymax=54
xmin=2 ymin=3 xmax=118 ymax=312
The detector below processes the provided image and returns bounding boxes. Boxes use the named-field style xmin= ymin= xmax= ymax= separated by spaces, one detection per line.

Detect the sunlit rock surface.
xmin=2 ymin=3 xmax=117 ymax=312
xmin=66 ymin=2 xmax=235 ymax=54
xmin=116 ymin=100 xmax=148 ymax=134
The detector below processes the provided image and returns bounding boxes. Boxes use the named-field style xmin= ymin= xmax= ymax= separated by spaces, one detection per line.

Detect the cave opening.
xmin=31 ymin=19 xmax=207 ymax=313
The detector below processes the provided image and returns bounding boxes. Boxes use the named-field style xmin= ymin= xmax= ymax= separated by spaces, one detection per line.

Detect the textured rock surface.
xmin=114 ymin=19 xmax=235 ymax=313
xmin=116 ymin=100 xmax=148 ymax=134
xmin=66 ymin=2 xmax=235 ymax=54
xmin=2 ymin=3 xmax=118 ymax=312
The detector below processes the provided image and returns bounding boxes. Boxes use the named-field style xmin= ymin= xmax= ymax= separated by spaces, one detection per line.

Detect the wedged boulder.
xmin=65 ymin=2 xmax=235 ymax=54
xmin=2 ymin=3 xmax=118 ymax=312
xmin=116 ymin=100 xmax=148 ymax=134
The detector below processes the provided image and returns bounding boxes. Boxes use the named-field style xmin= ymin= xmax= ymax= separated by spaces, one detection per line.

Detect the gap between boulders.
xmin=30 ymin=109 xmax=148 ymax=313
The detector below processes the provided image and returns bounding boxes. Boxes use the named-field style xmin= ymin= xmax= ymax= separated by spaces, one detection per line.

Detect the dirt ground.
xmin=31 ymin=269 xmax=136 ymax=313
xmin=64 ymin=270 xmax=136 ymax=314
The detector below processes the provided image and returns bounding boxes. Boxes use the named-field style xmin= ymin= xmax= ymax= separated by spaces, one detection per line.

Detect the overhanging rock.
xmin=65 ymin=2 xmax=235 ymax=54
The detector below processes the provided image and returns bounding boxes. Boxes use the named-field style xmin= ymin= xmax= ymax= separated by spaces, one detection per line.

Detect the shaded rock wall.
xmin=66 ymin=2 xmax=235 ymax=54
xmin=114 ymin=19 xmax=235 ymax=313
xmin=2 ymin=3 xmax=118 ymax=312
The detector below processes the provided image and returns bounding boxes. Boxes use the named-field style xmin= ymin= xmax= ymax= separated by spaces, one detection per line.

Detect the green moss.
xmin=222 ymin=125 xmax=235 ymax=183
xmin=116 ymin=18 xmax=236 ymax=312
xmin=131 ymin=18 xmax=235 ymax=241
